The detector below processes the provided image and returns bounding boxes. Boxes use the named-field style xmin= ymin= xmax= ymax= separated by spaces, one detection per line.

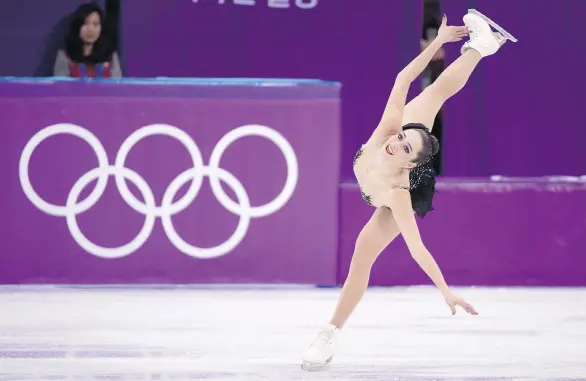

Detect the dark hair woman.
xmin=53 ymin=2 xmax=121 ymax=78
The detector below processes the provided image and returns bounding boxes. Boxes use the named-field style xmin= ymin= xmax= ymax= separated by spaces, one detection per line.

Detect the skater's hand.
xmin=437 ymin=14 xmax=469 ymax=43
xmin=444 ymin=292 xmax=478 ymax=315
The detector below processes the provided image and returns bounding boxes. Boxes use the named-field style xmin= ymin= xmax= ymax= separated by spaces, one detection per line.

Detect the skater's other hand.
xmin=444 ymin=293 xmax=478 ymax=315
xmin=437 ymin=14 xmax=469 ymax=43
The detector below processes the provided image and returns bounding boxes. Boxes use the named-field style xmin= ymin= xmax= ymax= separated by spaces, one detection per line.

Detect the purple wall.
xmin=338 ymin=179 xmax=586 ymax=287
xmin=440 ymin=1 xmax=586 ymax=176
xmin=2 ymin=79 xmax=585 ymax=286
xmin=120 ymin=0 xmax=422 ymax=181
xmin=0 ymin=0 xmax=105 ymax=77
xmin=1 ymin=78 xmax=340 ymax=284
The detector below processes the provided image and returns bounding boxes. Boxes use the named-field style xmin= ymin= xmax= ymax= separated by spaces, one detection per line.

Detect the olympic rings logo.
xmin=19 ymin=123 xmax=298 ymax=259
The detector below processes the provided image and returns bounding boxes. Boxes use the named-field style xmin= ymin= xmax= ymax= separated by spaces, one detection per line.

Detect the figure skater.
xmin=302 ymin=9 xmax=517 ymax=371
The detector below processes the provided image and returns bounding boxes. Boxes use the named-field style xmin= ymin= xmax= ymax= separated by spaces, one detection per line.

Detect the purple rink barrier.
xmin=440 ymin=1 xmax=586 ymax=176
xmin=338 ymin=177 xmax=586 ymax=287
xmin=120 ymin=0 xmax=422 ymax=182
xmin=0 ymin=78 xmax=341 ymax=285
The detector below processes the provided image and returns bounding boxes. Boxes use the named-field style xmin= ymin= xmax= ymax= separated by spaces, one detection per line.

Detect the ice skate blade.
xmin=301 ymin=359 xmax=332 ymax=371
xmin=468 ymin=9 xmax=518 ymax=42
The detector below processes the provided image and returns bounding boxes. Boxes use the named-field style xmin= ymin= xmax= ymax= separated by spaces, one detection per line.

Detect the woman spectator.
xmin=53 ymin=2 xmax=122 ymax=78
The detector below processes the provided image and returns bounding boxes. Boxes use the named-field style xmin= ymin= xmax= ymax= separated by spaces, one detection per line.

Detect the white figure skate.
xmin=468 ymin=9 xmax=518 ymax=42
xmin=301 ymin=324 xmax=340 ymax=371
xmin=461 ymin=9 xmax=518 ymax=56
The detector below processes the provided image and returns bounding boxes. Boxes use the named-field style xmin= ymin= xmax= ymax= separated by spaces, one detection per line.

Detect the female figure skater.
xmin=302 ymin=10 xmax=517 ymax=371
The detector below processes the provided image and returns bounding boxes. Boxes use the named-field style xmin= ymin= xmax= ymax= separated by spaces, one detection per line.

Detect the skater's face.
xmin=384 ymin=130 xmax=424 ymax=169
xmin=80 ymin=12 xmax=102 ymax=45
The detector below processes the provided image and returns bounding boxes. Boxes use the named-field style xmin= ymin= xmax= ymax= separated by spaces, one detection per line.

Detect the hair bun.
xmin=430 ymin=135 xmax=440 ymax=156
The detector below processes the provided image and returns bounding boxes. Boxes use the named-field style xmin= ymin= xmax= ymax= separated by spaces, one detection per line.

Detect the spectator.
xmin=421 ymin=17 xmax=444 ymax=89
xmin=53 ymin=2 xmax=122 ymax=78
xmin=421 ymin=15 xmax=445 ymax=174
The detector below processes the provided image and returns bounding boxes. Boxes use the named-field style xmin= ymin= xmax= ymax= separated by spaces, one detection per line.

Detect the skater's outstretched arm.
xmin=374 ymin=16 xmax=469 ymax=140
xmin=386 ymin=189 xmax=448 ymax=290
xmin=384 ymin=189 xmax=478 ymax=316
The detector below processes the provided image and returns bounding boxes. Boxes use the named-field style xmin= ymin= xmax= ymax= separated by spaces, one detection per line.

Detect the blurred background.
xmin=1 ymin=0 xmax=583 ymax=288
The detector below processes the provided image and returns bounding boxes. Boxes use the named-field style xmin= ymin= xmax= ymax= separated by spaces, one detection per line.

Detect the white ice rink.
xmin=0 ymin=286 xmax=585 ymax=381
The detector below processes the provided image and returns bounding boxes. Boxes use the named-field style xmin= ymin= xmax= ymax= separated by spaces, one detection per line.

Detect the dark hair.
xmin=64 ymin=2 xmax=114 ymax=64
xmin=404 ymin=125 xmax=440 ymax=164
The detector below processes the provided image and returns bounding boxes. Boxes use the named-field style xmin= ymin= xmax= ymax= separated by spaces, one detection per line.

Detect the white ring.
xmin=19 ymin=124 xmax=109 ymax=217
xmin=208 ymin=124 xmax=299 ymax=218
xmin=20 ymin=123 xmax=298 ymax=258
xmin=161 ymin=166 xmax=251 ymax=259
xmin=66 ymin=166 xmax=157 ymax=259
xmin=114 ymin=124 xmax=205 ymax=217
